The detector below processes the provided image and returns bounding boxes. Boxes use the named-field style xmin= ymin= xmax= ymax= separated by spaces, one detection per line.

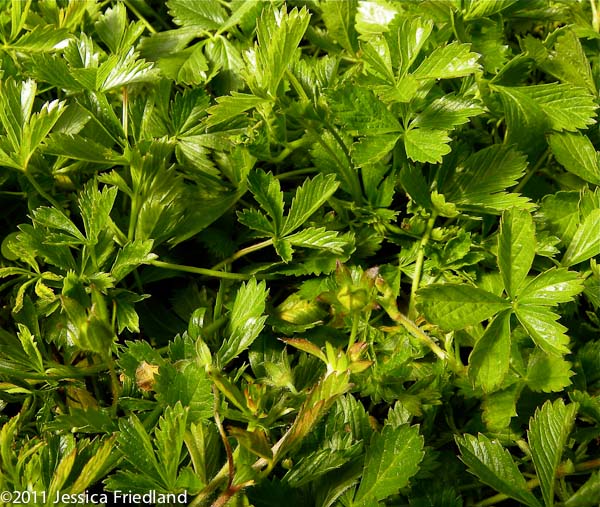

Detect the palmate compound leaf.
xmin=498 ymin=208 xmax=536 ymax=298
xmin=528 ymin=399 xmax=579 ymax=507
xmin=353 ymin=424 xmax=424 ymax=506
xmin=456 ymin=433 xmax=542 ymax=507
xmin=468 ymin=310 xmax=511 ymax=393
xmin=217 ymin=279 xmax=268 ymax=367
xmin=417 ymin=284 xmax=510 ymax=330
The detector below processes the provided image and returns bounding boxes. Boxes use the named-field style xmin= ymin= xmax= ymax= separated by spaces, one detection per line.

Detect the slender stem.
xmin=211 ymin=239 xmax=273 ymax=271
xmin=275 ymin=167 xmax=316 ymax=180
xmin=348 ymin=313 xmax=359 ymax=348
xmin=24 ymin=171 xmax=62 ymax=211
xmin=150 ymin=260 xmax=258 ymax=280
xmin=122 ymin=86 xmax=128 ymax=140
xmin=123 ymin=0 xmax=157 ymax=33
xmin=285 ymin=69 xmax=309 ymax=102
xmin=408 ymin=212 xmax=437 ymax=320
xmin=514 ymin=149 xmax=549 ymax=193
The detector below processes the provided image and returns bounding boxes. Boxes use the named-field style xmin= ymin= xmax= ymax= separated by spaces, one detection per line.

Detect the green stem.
xmin=24 ymin=171 xmax=62 ymax=211
xmin=285 ymin=69 xmax=309 ymax=102
xmin=408 ymin=212 xmax=437 ymax=320
xmin=211 ymin=239 xmax=273 ymax=271
xmin=348 ymin=313 xmax=359 ymax=348
xmin=123 ymin=0 xmax=157 ymax=33
xmin=150 ymin=260 xmax=258 ymax=281
xmin=514 ymin=149 xmax=550 ymax=194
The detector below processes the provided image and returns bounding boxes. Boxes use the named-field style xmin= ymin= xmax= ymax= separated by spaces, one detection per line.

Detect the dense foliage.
xmin=0 ymin=0 xmax=599 ymax=506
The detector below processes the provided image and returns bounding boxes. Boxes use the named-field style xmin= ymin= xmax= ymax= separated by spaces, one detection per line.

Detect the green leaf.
xmin=237 ymin=209 xmax=274 ymax=235
xmin=516 ymin=83 xmax=598 ymax=132
xmin=217 ymin=279 xmax=268 ymax=366
xmin=155 ymin=362 xmax=213 ymax=423
xmin=95 ymin=3 xmax=144 ymax=55
xmin=354 ymin=424 xmax=424 ymax=506
xmin=417 ymin=284 xmax=510 ymax=330
xmin=548 ymin=132 xmax=600 ymax=185
xmin=285 ymin=227 xmax=350 ymax=255
xmin=9 ymin=25 xmax=71 ymax=53
xmin=111 ymin=240 xmax=157 ymax=282
xmin=404 ymin=128 xmax=451 ymax=164
xmin=167 ymin=0 xmax=227 ymax=30
xmin=117 ymin=414 xmax=160 ymax=479
xmin=442 ymin=145 xmax=530 ymax=212
xmin=321 ymin=0 xmax=359 ymax=53
xmin=564 ymin=472 xmax=600 ymax=507
xmin=248 ymin=6 xmax=311 ymax=95
xmin=562 ymin=210 xmax=600 ymax=267
xmin=481 ymin=384 xmax=520 ymax=431
xmin=352 ymin=132 xmax=400 ymax=166
xmin=515 ymin=305 xmax=570 ymax=356
xmin=538 ymin=192 xmax=580 ymax=246
xmin=77 ymin=182 xmax=118 ymax=244
xmin=247 ymin=170 xmax=285 ymax=234
xmin=411 ymin=95 xmax=485 ymax=131
xmin=282 ymin=173 xmax=339 ymax=235
xmin=45 ymin=133 xmax=125 ymax=164
xmin=526 ymin=349 xmax=573 ymax=393
xmin=498 ymin=208 xmax=536 ymax=298
xmin=97 ymin=49 xmax=158 ymax=91
xmin=468 ymin=310 xmax=512 ymax=392
xmin=413 ymin=42 xmax=481 ymax=79
xmin=456 ymin=433 xmax=542 ymax=507
xmin=155 ymin=402 xmax=187 ymax=488
xmin=395 ymin=17 xmax=433 ymax=75
xmin=205 ymin=92 xmax=269 ymax=127
xmin=31 ymin=206 xmax=85 ymax=242
xmin=16 ymin=324 xmax=44 ymax=374
xmin=464 ymin=0 xmax=520 ymax=19
xmin=528 ymin=399 xmax=578 ymax=507
xmin=519 ymin=268 xmax=584 ymax=306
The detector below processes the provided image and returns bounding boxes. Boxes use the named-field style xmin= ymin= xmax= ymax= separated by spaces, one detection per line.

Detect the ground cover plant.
xmin=0 ymin=0 xmax=599 ymax=505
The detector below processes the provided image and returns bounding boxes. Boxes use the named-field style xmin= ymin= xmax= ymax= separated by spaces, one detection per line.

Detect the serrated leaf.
xmin=456 ymin=433 xmax=542 ymax=507
xmin=247 ymin=170 xmax=284 ymax=234
xmin=395 ymin=17 xmax=433 ymax=75
xmin=31 ymin=207 xmax=85 ymax=242
xmin=411 ymin=95 xmax=485 ymax=130
xmin=354 ymin=424 xmax=424 ymax=505
xmin=548 ymin=132 xmax=600 ymax=185
xmin=111 ymin=240 xmax=157 ymax=282
xmin=562 ymin=210 xmax=600 ymax=267
xmin=97 ymin=49 xmax=158 ymax=91
xmin=248 ymin=6 xmax=311 ymax=95
xmin=45 ymin=133 xmax=125 ymax=163
xmin=9 ymin=24 xmax=71 ymax=53
xmin=78 ymin=182 xmax=117 ymax=244
xmin=413 ymin=42 xmax=481 ymax=79
xmin=321 ymin=0 xmax=359 ymax=53
xmin=352 ymin=132 xmax=400 ymax=166
xmin=205 ymin=92 xmax=269 ymax=127
xmin=167 ymin=0 xmax=227 ymax=30
xmin=528 ymin=399 xmax=578 ymax=507
xmin=464 ymin=0 xmax=519 ymax=19
xmin=69 ymin=436 xmax=116 ymax=493
xmin=217 ymin=279 xmax=268 ymax=366
xmin=283 ymin=173 xmax=339 ymax=235
xmin=519 ymin=268 xmax=584 ymax=306
xmin=117 ymin=414 xmax=160 ymax=478
xmin=498 ymin=208 xmax=536 ymax=298
xmin=526 ymin=349 xmax=573 ymax=393
xmin=404 ymin=128 xmax=451 ymax=164
xmin=515 ymin=305 xmax=570 ymax=356
xmin=95 ymin=3 xmax=144 ymax=55
xmin=417 ymin=284 xmax=510 ymax=330
xmin=468 ymin=310 xmax=511 ymax=392
xmin=443 ymin=145 xmax=530 ymax=212
xmin=516 ymin=83 xmax=598 ymax=132
xmin=156 ymin=362 xmax=213 ymax=423
xmin=155 ymin=402 xmax=187 ymax=488
xmin=237 ymin=209 xmax=273 ymax=235
xmin=285 ymin=227 xmax=348 ymax=254
xmin=538 ymin=192 xmax=580 ymax=246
